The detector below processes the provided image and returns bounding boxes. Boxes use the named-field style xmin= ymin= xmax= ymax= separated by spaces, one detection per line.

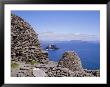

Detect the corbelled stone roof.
xmin=11 ymin=14 xmax=48 ymax=63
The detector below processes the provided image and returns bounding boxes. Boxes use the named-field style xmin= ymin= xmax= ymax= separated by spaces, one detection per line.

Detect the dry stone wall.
xmin=11 ymin=14 xmax=48 ymax=63
xmin=58 ymin=51 xmax=83 ymax=71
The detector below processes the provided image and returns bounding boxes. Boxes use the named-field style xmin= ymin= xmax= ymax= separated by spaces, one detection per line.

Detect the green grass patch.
xmin=27 ymin=59 xmax=38 ymax=65
xmin=11 ymin=62 xmax=19 ymax=69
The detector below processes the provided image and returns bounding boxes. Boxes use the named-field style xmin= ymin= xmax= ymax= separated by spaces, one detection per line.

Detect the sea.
xmin=40 ymin=40 xmax=100 ymax=70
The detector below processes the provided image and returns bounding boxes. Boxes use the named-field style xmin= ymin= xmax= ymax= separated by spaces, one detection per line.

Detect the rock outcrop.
xmin=45 ymin=44 xmax=59 ymax=50
xmin=11 ymin=14 xmax=48 ymax=63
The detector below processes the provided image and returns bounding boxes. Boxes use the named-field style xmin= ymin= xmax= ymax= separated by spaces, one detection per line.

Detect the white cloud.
xmin=38 ymin=32 xmax=99 ymax=41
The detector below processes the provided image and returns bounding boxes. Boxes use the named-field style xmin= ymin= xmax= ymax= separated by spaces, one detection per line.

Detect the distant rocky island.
xmin=45 ymin=44 xmax=59 ymax=50
xmin=11 ymin=13 xmax=100 ymax=77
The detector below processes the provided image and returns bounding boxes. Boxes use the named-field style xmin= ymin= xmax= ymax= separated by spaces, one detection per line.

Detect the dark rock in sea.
xmin=11 ymin=13 xmax=49 ymax=64
xmin=45 ymin=44 xmax=59 ymax=50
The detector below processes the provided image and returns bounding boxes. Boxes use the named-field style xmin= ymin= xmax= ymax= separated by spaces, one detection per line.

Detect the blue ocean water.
xmin=40 ymin=40 xmax=100 ymax=70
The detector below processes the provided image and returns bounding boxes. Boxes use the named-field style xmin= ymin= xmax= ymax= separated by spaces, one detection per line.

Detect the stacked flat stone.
xmin=57 ymin=51 xmax=95 ymax=77
xmin=58 ymin=51 xmax=83 ymax=71
xmin=11 ymin=14 xmax=48 ymax=63
xmin=46 ymin=67 xmax=70 ymax=77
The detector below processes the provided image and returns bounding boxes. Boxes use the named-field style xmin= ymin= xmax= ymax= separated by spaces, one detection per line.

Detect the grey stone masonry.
xmin=11 ymin=14 xmax=49 ymax=63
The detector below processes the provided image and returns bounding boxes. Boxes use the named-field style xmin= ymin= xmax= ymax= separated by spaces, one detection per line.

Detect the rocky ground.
xmin=11 ymin=13 xmax=100 ymax=77
xmin=11 ymin=51 xmax=100 ymax=77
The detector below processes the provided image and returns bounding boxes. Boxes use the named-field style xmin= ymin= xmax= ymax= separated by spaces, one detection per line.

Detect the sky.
xmin=11 ymin=10 xmax=100 ymax=41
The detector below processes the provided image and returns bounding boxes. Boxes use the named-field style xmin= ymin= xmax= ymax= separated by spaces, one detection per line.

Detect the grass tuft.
xmin=11 ymin=62 xmax=19 ymax=69
xmin=26 ymin=59 xmax=38 ymax=65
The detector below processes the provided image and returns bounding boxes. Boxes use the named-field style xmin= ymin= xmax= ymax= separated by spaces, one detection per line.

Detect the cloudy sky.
xmin=12 ymin=10 xmax=100 ymax=41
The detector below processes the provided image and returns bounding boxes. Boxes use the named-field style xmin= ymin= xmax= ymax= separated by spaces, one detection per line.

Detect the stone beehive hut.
xmin=11 ymin=14 xmax=48 ymax=63
xmin=58 ymin=51 xmax=83 ymax=71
